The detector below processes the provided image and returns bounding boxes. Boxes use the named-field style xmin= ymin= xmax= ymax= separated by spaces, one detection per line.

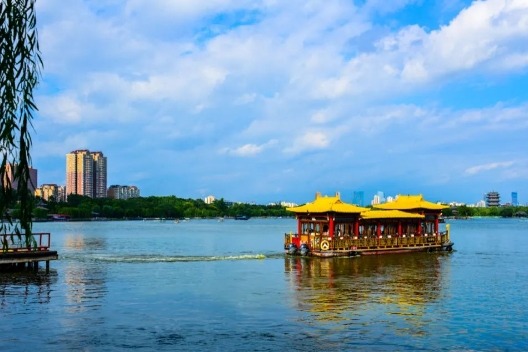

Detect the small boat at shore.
xmin=234 ymin=215 xmax=250 ymax=220
xmin=284 ymin=192 xmax=453 ymax=257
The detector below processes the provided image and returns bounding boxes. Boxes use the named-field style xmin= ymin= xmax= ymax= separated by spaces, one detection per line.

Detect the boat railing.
xmin=1 ymin=233 xmax=52 ymax=253
xmin=285 ymin=230 xmax=450 ymax=251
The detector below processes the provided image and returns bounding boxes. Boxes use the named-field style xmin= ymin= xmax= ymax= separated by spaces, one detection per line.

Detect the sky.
xmin=32 ymin=0 xmax=528 ymax=205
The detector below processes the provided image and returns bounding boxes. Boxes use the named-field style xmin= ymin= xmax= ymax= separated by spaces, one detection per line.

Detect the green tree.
xmin=0 ymin=0 xmax=41 ymax=241
xmin=442 ymin=207 xmax=453 ymax=217
xmin=213 ymin=198 xmax=228 ymax=214
xmin=33 ymin=206 xmax=47 ymax=220
xmin=500 ymin=206 xmax=514 ymax=218
xmin=487 ymin=206 xmax=500 ymax=217
xmin=456 ymin=205 xmax=473 ymax=217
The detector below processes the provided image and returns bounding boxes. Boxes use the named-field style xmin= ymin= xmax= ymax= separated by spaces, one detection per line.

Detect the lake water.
xmin=1 ymin=218 xmax=527 ymax=351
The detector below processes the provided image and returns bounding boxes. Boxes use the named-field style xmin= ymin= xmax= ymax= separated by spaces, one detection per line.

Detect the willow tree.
xmin=0 ymin=0 xmax=41 ymax=239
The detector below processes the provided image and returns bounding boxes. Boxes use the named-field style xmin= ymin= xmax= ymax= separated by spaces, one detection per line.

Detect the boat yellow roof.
xmin=360 ymin=210 xmax=425 ymax=219
xmin=373 ymin=194 xmax=448 ymax=211
xmin=287 ymin=192 xmax=368 ymax=214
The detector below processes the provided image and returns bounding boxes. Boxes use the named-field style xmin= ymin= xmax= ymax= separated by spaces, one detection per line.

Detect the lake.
xmin=1 ymin=218 xmax=527 ymax=351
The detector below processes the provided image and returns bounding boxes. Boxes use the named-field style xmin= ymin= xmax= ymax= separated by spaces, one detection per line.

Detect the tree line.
xmin=443 ymin=205 xmax=528 ymax=218
xmin=24 ymin=195 xmax=528 ymax=221
xmin=27 ymin=195 xmax=291 ymax=220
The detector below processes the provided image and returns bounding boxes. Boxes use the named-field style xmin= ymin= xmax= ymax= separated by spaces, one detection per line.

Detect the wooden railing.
xmin=285 ymin=231 xmax=450 ymax=251
xmin=1 ymin=233 xmax=52 ymax=253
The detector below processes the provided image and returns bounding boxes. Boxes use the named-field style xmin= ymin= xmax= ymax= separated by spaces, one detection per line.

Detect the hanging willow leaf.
xmin=0 ymin=0 xmax=42 ymax=241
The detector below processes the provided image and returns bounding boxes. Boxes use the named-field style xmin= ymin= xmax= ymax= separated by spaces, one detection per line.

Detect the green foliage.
xmin=28 ymin=195 xmax=528 ymax=221
xmin=442 ymin=207 xmax=453 ymax=217
xmin=499 ymin=207 xmax=514 ymax=218
xmin=456 ymin=205 xmax=473 ymax=217
xmin=0 ymin=0 xmax=41 ymax=241
xmin=34 ymin=195 xmax=292 ymax=220
xmin=444 ymin=205 xmax=528 ymax=218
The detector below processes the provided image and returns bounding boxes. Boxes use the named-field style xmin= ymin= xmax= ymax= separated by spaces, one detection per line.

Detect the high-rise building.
xmin=512 ymin=192 xmax=518 ymax=206
xmin=353 ymin=191 xmax=364 ymax=206
xmin=371 ymin=191 xmax=386 ymax=205
xmin=66 ymin=150 xmax=107 ymax=198
xmin=57 ymin=186 xmax=67 ymax=202
xmin=92 ymin=151 xmax=107 ymax=198
xmin=204 ymin=195 xmax=216 ymax=204
xmin=107 ymin=185 xmax=140 ymax=200
xmin=5 ymin=163 xmax=37 ymax=194
xmin=35 ymin=183 xmax=60 ymax=201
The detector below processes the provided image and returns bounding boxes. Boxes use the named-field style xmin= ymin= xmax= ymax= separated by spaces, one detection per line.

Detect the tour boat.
xmin=284 ymin=192 xmax=453 ymax=257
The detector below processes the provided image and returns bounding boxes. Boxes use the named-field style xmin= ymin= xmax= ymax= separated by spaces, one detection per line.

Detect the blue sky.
xmin=33 ymin=0 xmax=528 ymax=205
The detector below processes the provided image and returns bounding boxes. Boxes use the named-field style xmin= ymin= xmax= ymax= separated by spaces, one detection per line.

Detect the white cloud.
xmin=124 ymin=0 xmax=247 ymax=22
xmin=31 ymin=0 xmax=528 ymax=202
xmin=38 ymin=94 xmax=86 ymax=124
xmin=234 ymin=93 xmax=257 ymax=105
xmin=221 ymin=140 xmax=277 ymax=157
xmin=129 ymin=65 xmax=228 ymax=102
xmin=425 ymin=0 xmax=528 ymax=74
xmin=228 ymin=144 xmax=263 ymax=156
xmin=309 ymin=0 xmax=528 ymax=98
xmin=311 ymin=109 xmax=334 ymax=124
xmin=444 ymin=103 xmax=528 ymax=130
xmin=284 ymin=131 xmax=330 ymax=154
xmin=464 ymin=161 xmax=515 ymax=175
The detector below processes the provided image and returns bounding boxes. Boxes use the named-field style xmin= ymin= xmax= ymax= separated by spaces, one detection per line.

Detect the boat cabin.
xmin=285 ymin=192 xmax=453 ymax=257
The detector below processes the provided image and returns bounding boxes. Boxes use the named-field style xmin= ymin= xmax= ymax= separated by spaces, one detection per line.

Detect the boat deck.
xmin=310 ymin=242 xmax=454 ymax=257
xmin=286 ymin=232 xmax=453 ymax=257
xmin=1 ymin=233 xmax=58 ymax=272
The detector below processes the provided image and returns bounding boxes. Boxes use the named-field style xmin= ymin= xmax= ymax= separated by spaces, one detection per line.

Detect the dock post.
xmin=46 ymin=260 xmax=50 ymax=273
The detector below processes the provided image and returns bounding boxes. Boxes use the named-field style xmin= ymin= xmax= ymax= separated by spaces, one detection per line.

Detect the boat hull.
xmin=287 ymin=242 xmax=454 ymax=257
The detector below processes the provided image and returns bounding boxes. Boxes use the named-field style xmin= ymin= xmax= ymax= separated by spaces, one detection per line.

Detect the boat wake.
xmin=62 ymin=253 xmax=272 ymax=263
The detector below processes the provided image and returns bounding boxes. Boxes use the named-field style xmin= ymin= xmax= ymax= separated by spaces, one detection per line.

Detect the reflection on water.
xmin=0 ymin=270 xmax=58 ymax=307
xmin=64 ymin=262 xmax=108 ymax=314
xmin=285 ymin=253 xmax=451 ymax=333
xmin=63 ymin=234 xmax=109 ymax=313
xmin=64 ymin=234 xmax=107 ymax=251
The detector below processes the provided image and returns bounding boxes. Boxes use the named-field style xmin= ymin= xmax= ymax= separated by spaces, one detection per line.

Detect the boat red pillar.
xmin=297 ymin=216 xmax=302 ymax=235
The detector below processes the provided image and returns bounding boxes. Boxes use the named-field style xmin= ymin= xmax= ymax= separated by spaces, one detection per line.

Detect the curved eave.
xmin=373 ymin=195 xmax=448 ymax=211
xmin=286 ymin=206 xmax=367 ymax=214
xmin=360 ymin=210 xmax=425 ymax=220
xmin=373 ymin=204 xmax=447 ymax=211
xmin=286 ymin=196 xmax=367 ymax=214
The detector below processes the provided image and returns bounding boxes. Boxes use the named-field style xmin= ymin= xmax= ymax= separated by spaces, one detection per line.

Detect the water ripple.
xmin=62 ymin=253 xmax=271 ymax=263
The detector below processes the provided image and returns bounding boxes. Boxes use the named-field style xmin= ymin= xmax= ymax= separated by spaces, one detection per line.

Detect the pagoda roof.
xmin=373 ymin=194 xmax=448 ymax=211
xmin=287 ymin=193 xmax=368 ymax=214
xmin=360 ymin=210 xmax=424 ymax=220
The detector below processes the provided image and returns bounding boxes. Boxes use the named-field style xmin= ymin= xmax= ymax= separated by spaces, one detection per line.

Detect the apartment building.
xmin=107 ymin=185 xmax=140 ymax=200
xmin=35 ymin=183 xmax=61 ymax=201
xmin=66 ymin=150 xmax=107 ymax=198
xmin=5 ymin=163 xmax=38 ymax=194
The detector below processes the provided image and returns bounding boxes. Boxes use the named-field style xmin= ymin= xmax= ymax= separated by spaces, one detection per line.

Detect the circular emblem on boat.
xmin=320 ymin=240 xmax=330 ymax=251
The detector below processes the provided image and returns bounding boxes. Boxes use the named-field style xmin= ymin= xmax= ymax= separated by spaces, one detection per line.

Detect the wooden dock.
xmin=0 ymin=233 xmax=58 ymax=273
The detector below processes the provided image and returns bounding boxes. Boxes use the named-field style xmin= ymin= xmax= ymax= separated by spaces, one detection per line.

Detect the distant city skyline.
xmin=34 ymin=149 xmax=526 ymax=206
xmin=36 ymin=153 xmax=524 ymax=206
xmin=34 ymin=159 xmax=525 ymax=207
xmin=32 ymin=1 xmax=528 ymax=204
